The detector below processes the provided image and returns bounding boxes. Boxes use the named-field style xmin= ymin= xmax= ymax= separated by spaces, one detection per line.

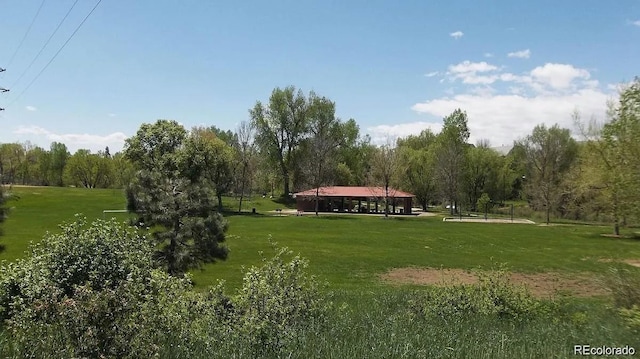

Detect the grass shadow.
xmin=221 ymin=211 xmax=266 ymax=217
xmin=313 ymin=215 xmax=358 ymax=221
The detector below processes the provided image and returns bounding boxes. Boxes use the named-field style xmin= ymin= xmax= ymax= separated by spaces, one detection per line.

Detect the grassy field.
xmin=2 ymin=186 xmax=640 ymax=357
xmin=2 ymin=186 xmax=640 ymax=290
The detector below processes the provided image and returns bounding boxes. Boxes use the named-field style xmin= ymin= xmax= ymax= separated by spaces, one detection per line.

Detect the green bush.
xmin=0 ymin=219 xmax=331 ymax=358
xmin=410 ymin=268 xmax=545 ymax=321
xmin=605 ymin=265 xmax=640 ymax=331
xmin=0 ymin=217 xmax=207 ymax=358
xmin=606 ymin=265 xmax=640 ymax=309
xmin=231 ymin=241 xmax=330 ymax=355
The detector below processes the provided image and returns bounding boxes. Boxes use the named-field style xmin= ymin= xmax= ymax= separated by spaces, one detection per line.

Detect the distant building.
xmin=293 ymin=186 xmax=415 ymax=214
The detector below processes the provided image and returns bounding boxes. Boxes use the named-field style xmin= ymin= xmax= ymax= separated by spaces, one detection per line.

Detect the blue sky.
xmin=1 ymin=0 xmax=639 ymax=153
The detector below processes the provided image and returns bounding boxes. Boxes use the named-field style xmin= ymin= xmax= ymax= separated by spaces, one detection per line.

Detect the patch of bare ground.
xmin=380 ymin=267 xmax=610 ymax=298
xmin=595 ymin=258 xmax=640 ymax=268
xmin=622 ymin=259 xmax=640 ymax=268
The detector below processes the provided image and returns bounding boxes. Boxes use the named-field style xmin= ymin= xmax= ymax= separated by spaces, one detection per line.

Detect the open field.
xmin=2 ymin=186 xmax=640 ymax=357
xmin=2 ymin=186 xmax=640 ymax=293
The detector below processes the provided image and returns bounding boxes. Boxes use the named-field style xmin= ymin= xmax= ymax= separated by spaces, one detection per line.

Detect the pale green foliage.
xmin=476 ymin=192 xmax=491 ymax=213
xmin=0 ymin=217 xmax=200 ymax=358
xmin=397 ymin=129 xmax=437 ymax=210
xmin=0 ymin=218 xmax=330 ymax=358
xmin=605 ymin=265 xmax=640 ymax=332
xmin=518 ymin=124 xmax=578 ymax=224
xmin=369 ymin=144 xmax=400 ymax=217
xmin=410 ymin=268 xmax=542 ymax=321
xmin=435 ymin=109 xmax=470 ymax=213
xmin=233 ymin=242 xmax=330 ymax=353
xmin=251 ymin=86 xmax=310 ymax=196
xmin=619 ymin=306 xmax=640 ymax=332
xmin=63 ymin=149 xmax=114 ymax=188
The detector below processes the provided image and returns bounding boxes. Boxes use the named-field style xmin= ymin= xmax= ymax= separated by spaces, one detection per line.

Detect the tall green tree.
xmin=124 ymin=120 xmax=228 ymax=276
xmin=397 ymin=129 xmax=438 ymax=211
xmin=370 ymin=143 xmax=400 ymax=218
xmin=588 ymin=78 xmax=640 ymax=234
xmin=463 ymin=142 xmax=501 ymax=211
xmin=518 ymin=124 xmax=578 ymax=224
xmin=0 ymin=143 xmax=25 ymax=184
xmin=185 ymin=127 xmax=235 ymax=212
xmin=49 ymin=142 xmax=69 ymax=187
xmin=64 ymin=149 xmax=114 ymax=188
xmin=303 ymin=94 xmax=343 ymax=215
xmin=250 ymin=86 xmax=310 ymax=197
xmin=435 ymin=109 xmax=470 ymax=214
xmin=336 ymin=119 xmax=374 ymax=186
xmin=235 ymin=120 xmax=255 ymax=213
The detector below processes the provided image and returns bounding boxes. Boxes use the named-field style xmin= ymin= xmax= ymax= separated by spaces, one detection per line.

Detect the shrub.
xmin=605 ymin=265 xmax=640 ymax=332
xmin=410 ymin=268 xmax=545 ymax=322
xmin=606 ymin=265 xmax=640 ymax=309
xmin=0 ymin=221 xmax=331 ymax=358
xmin=0 ymin=216 xmax=206 ymax=358
xmin=232 ymin=241 xmax=330 ymax=355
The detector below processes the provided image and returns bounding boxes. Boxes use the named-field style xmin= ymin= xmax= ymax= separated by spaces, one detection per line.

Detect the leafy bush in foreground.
xmin=231 ymin=242 xmax=330 ymax=355
xmin=0 ymin=218 xmax=329 ymax=358
xmin=606 ymin=264 xmax=640 ymax=332
xmin=409 ymin=268 xmax=546 ymax=321
xmin=0 ymin=216 xmax=203 ymax=358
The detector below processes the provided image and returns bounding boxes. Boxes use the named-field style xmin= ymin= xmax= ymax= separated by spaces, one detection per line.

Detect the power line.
xmin=4 ymin=0 xmax=103 ymax=109
xmin=9 ymin=0 xmax=81 ymax=90
xmin=5 ymin=0 xmax=47 ymax=69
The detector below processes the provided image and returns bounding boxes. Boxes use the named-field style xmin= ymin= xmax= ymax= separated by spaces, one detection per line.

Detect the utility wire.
xmin=9 ymin=0 xmax=81 ymax=90
xmin=5 ymin=0 xmax=47 ymax=69
xmin=4 ymin=0 xmax=103 ymax=109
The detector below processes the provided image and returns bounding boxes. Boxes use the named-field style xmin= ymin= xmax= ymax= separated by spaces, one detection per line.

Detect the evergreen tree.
xmin=124 ymin=120 xmax=228 ymax=275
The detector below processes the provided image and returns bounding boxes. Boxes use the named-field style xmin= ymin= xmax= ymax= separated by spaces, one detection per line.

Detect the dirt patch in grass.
xmin=595 ymin=258 xmax=640 ymax=268
xmin=380 ymin=267 xmax=609 ymax=298
xmin=622 ymin=259 xmax=640 ymax=268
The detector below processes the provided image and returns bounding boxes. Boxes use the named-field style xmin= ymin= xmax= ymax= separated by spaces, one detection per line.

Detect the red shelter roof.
xmin=294 ymin=186 xmax=414 ymax=198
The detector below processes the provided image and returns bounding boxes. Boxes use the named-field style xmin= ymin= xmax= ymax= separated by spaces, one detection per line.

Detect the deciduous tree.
xmin=435 ymin=109 xmax=470 ymax=214
xmin=518 ymin=124 xmax=578 ymax=224
xmin=370 ymin=142 xmax=400 ymax=218
xmin=250 ymin=86 xmax=310 ymax=197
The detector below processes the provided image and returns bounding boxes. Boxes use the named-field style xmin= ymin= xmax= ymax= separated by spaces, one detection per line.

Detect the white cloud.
xmin=529 ymin=63 xmax=590 ymax=90
xmin=484 ymin=53 xmax=494 ymax=58
xmin=446 ymin=61 xmax=500 ymax=84
xmin=633 ymin=20 xmax=640 ymax=27
xmin=424 ymin=71 xmax=439 ymax=77
xmin=507 ymin=49 xmax=531 ymax=59
xmin=13 ymin=126 xmax=128 ymax=153
xmin=449 ymin=31 xmax=464 ymax=39
xmin=25 ymin=106 xmax=37 ymax=111
xmin=395 ymin=60 xmax=615 ymax=147
xmin=449 ymin=61 xmax=498 ymax=74
xmin=108 ymin=113 xmax=117 ymax=117
xmin=411 ymin=89 xmax=611 ymax=147
xmin=367 ymin=122 xmax=443 ymax=146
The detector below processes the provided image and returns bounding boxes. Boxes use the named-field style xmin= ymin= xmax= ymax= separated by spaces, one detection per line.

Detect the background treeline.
xmin=1 ymin=79 xmax=639 ymax=229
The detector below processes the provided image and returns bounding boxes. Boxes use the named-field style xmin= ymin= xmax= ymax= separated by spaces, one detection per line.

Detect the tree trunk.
xmin=217 ymin=193 xmax=223 ymax=212
xmin=546 ymin=206 xmax=550 ymax=225
xmin=315 ymin=187 xmax=319 ymax=216
xmin=384 ymin=184 xmax=389 ymax=218
xmin=238 ymin=165 xmax=246 ymax=213
xmin=283 ymin=171 xmax=290 ymax=198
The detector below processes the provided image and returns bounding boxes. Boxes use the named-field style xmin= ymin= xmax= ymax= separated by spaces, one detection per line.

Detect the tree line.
xmin=1 ymin=79 xmax=639 ymax=232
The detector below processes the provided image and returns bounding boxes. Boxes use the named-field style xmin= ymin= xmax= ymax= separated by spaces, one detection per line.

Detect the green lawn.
xmin=2 ymin=186 xmax=640 ymax=357
xmin=3 ymin=186 xmax=639 ymax=293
